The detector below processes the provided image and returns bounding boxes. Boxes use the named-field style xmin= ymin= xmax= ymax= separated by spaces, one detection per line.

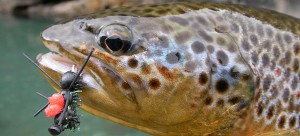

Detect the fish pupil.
xmin=100 ymin=35 xmax=132 ymax=54
xmin=105 ymin=35 xmax=123 ymax=51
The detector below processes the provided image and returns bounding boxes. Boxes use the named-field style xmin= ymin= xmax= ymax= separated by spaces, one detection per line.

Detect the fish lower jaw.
xmin=36 ymin=52 xmax=103 ymax=91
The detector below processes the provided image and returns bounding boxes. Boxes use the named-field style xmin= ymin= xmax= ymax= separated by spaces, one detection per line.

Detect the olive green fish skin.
xmin=39 ymin=2 xmax=300 ymax=136
xmin=76 ymin=2 xmax=300 ymax=36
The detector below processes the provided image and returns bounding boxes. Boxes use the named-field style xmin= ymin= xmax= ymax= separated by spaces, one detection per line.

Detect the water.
xmin=0 ymin=16 xmax=149 ymax=136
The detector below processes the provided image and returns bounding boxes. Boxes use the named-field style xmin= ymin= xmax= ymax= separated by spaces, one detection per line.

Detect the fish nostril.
xmin=76 ymin=21 xmax=95 ymax=33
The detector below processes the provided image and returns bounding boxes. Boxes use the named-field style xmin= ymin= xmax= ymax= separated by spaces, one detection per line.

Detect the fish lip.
xmin=38 ymin=38 xmax=105 ymax=91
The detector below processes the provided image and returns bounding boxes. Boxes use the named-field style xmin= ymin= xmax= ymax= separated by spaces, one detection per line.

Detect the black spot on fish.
xmin=270 ymin=60 xmax=276 ymax=70
xmin=191 ymin=41 xmax=205 ymax=54
xmin=256 ymin=101 xmax=263 ymax=117
xmin=175 ymin=31 xmax=191 ymax=44
xmin=284 ymin=51 xmax=291 ymax=64
xmin=198 ymin=31 xmax=213 ymax=43
xmin=156 ymin=36 xmax=169 ymax=48
xmin=203 ymin=96 xmax=213 ymax=105
xmin=216 ymin=50 xmax=229 ymax=66
xmin=273 ymin=46 xmax=280 ymax=59
xmin=215 ymin=79 xmax=229 ymax=94
xmin=251 ymin=52 xmax=258 ymax=65
xmin=230 ymin=23 xmax=239 ymax=33
xmin=294 ymin=42 xmax=300 ymax=55
xmin=284 ymin=33 xmax=292 ymax=44
xmin=282 ymin=88 xmax=290 ymax=103
xmin=166 ymin=52 xmax=181 ymax=64
xmin=242 ymin=39 xmax=250 ymax=51
xmin=184 ymin=61 xmax=196 ymax=72
xmin=196 ymin=16 xmax=208 ymax=26
xmin=128 ymin=58 xmax=138 ymax=68
xmin=255 ymin=78 xmax=260 ymax=89
xmin=148 ymin=78 xmax=161 ymax=90
xmin=262 ymin=54 xmax=270 ymax=67
xmin=250 ymin=34 xmax=258 ymax=46
xmin=228 ymin=43 xmax=237 ymax=53
xmin=276 ymin=33 xmax=284 ymax=48
xmin=289 ymin=116 xmax=296 ymax=128
xmin=262 ymin=40 xmax=271 ymax=50
xmin=217 ymin=36 xmax=227 ymax=45
xmin=278 ymin=115 xmax=286 ymax=129
xmin=291 ymin=76 xmax=298 ymax=90
xmin=288 ymin=96 xmax=294 ymax=113
xmin=266 ymin=105 xmax=275 ymax=119
xmin=121 ymin=82 xmax=131 ymax=90
xmin=228 ymin=96 xmax=241 ymax=105
xmin=216 ymin=99 xmax=224 ymax=107
xmin=207 ymin=45 xmax=215 ymax=53
xmin=293 ymin=59 xmax=299 ymax=72
xmin=284 ymin=68 xmax=291 ymax=79
xmin=199 ymin=72 xmax=208 ymax=85
xmin=263 ymin=76 xmax=271 ymax=91
xmin=270 ymin=86 xmax=279 ymax=99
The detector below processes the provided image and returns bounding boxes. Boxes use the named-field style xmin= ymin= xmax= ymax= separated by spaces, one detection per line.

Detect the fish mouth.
xmin=37 ymin=39 xmax=119 ymax=107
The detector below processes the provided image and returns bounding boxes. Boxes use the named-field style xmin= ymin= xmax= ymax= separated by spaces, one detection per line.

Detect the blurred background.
xmin=0 ymin=0 xmax=299 ymax=136
xmin=0 ymin=0 xmax=300 ymax=20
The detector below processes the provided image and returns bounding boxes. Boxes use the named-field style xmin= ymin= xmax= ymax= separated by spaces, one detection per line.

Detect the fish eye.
xmin=97 ymin=24 xmax=133 ymax=55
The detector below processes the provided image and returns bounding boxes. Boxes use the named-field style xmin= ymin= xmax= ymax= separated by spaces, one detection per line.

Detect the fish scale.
xmin=37 ymin=2 xmax=300 ymax=135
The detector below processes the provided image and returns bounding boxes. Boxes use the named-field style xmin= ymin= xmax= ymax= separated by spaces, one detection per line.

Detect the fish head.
xmin=38 ymin=4 xmax=256 ymax=135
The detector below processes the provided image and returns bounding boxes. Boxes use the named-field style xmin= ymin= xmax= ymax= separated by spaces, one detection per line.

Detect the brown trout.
xmin=36 ymin=2 xmax=300 ymax=136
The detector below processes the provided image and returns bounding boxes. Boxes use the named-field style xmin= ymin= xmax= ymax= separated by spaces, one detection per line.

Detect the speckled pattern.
xmin=39 ymin=2 xmax=300 ymax=136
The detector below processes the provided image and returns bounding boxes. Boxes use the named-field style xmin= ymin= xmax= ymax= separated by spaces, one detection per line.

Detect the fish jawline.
xmin=36 ymin=52 xmax=103 ymax=91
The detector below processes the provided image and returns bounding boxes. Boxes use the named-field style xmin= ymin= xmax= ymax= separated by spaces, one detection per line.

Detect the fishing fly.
xmin=23 ymin=49 xmax=94 ymax=135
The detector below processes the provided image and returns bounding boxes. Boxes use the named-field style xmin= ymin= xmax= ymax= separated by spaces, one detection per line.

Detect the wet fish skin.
xmin=38 ymin=2 xmax=300 ymax=136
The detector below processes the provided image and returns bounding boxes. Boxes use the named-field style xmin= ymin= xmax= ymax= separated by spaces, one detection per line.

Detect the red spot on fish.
xmin=156 ymin=65 xmax=174 ymax=81
xmin=275 ymin=68 xmax=281 ymax=76
xmin=45 ymin=93 xmax=64 ymax=118
xmin=295 ymin=91 xmax=300 ymax=98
